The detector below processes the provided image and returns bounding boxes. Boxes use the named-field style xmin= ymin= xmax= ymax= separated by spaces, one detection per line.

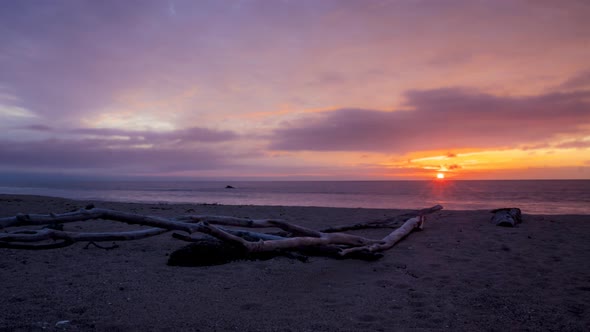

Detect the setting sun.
xmin=436 ymin=173 xmax=445 ymax=179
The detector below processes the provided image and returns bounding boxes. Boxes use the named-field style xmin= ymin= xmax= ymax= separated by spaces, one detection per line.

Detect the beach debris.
xmin=167 ymin=236 xmax=307 ymax=266
xmin=55 ymin=320 xmax=70 ymax=329
xmin=491 ymin=208 xmax=522 ymax=227
xmin=83 ymin=241 xmax=119 ymax=250
xmin=320 ymin=205 xmax=442 ymax=232
xmin=0 ymin=205 xmax=443 ymax=265
xmin=42 ymin=222 xmax=64 ymax=231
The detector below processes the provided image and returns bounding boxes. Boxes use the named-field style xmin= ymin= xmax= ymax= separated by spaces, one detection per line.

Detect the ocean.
xmin=0 ymin=180 xmax=589 ymax=215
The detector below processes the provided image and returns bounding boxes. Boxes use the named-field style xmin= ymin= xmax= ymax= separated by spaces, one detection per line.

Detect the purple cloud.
xmin=1 ymin=125 xmax=241 ymax=173
xmin=559 ymin=70 xmax=590 ymax=90
xmin=270 ymin=88 xmax=590 ymax=153
xmin=2 ymin=1 xmax=590 ymax=179
xmin=0 ymin=0 xmax=340 ymax=122
xmin=22 ymin=124 xmax=53 ymax=131
xmin=67 ymin=126 xmax=238 ymax=143
xmin=0 ymin=1 xmax=165 ymax=118
xmin=554 ymin=140 xmax=590 ymax=149
xmin=0 ymin=139 xmax=237 ymax=173
xmin=20 ymin=125 xmax=238 ymax=145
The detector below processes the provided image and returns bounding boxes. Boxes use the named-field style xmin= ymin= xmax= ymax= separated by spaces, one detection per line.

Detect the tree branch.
xmin=320 ymin=204 xmax=442 ymax=233
xmin=340 ymin=216 xmax=425 ymax=256
xmin=0 ymin=205 xmax=443 ymax=262
xmin=0 ymin=227 xmax=168 ymax=242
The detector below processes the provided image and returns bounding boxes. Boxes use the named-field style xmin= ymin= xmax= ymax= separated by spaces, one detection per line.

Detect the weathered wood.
xmin=320 ymin=205 xmax=443 ymax=233
xmin=491 ymin=208 xmax=522 ymax=227
xmin=0 ymin=227 xmax=167 ymax=242
xmin=170 ymin=233 xmax=382 ymax=262
xmin=0 ymin=208 xmax=201 ymax=233
xmin=174 ymin=215 xmax=286 ymax=229
xmin=340 ymin=216 xmax=424 ymax=256
xmin=0 ymin=205 xmax=443 ymax=265
xmin=171 ymin=229 xmax=285 ymax=243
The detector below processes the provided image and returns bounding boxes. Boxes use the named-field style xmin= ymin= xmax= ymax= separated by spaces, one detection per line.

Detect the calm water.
xmin=0 ymin=180 xmax=589 ymax=215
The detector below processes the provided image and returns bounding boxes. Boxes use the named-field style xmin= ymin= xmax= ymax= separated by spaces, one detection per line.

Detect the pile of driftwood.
xmin=0 ymin=205 xmax=442 ymax=266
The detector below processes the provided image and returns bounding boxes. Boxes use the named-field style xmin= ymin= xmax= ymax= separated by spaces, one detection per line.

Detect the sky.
xmin=1 ymin=0 xmax=589 ymax=180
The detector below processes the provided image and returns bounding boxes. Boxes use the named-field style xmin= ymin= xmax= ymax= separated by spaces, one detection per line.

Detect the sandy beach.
xmin=0 ymin=194 xmax=589 ymax=331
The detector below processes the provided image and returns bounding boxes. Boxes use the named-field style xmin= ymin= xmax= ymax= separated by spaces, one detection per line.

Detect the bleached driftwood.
xmin=0 ymin=205 xmax=443 ymax=264
xmin=320 ymin=205 xmax=442 ymax=233
xmin=340 ymin=215 xmax=424 ymax=255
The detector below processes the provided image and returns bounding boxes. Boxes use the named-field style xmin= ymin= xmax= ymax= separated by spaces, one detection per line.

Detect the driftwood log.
xmin=0 ymin=205 xmax=443 ymax=265
xmin=491 ymin=208 xmax=522 ymax=227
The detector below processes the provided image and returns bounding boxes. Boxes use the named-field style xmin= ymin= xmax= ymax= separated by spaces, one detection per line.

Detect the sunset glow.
xmin=0 ymin=1 xmax=589 ymax=180
xmin=437 ymin=173 xmax=445 ymax=179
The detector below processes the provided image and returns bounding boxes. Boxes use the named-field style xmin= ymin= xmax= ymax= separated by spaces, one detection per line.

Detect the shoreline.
xmin=2 ymin=179 xmax=590 ymax=215
xmin=1 ymin=193 xmax=589 ymax=217
xmin=1 ymin=194 xmax=589 ymax=331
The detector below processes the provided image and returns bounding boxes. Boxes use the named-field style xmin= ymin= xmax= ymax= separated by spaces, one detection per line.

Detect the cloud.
xmin=520 ymin=143 xmax=552 ymax=151
xmin=23 ymin=125 xmax=238 ymax=144
xmin=559 ymin=70 xmax=590 ymax=90
xmin=0 ymin=0 xmax=343 ymax=122
xmin=0 ymin=1 xmax=164 ymax=119
xmin=21 ymin=124 xmax=53 ymax=131
xmin=270 ymin=88 xmax=590 ymax=153
xmin=69 ymin=126 xmax=238 ymax=143
xmin=2 ymin=0 xmax=590 ymax=130
xmin=0 ymin=139 xmax=238 ymax=173
xmin=554 ymin=140 xmax=590 ymax=149
xmin=0 ymin=124 xmax=242 ymax=173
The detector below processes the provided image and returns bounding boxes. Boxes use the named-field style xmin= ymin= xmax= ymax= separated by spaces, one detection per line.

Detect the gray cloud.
xmin=0 ymin=139 xmax=236 ymax=173
xmin=22 ymin=124 xmax=53 ymax=131
xmin=554 ymin=140 xmax=590 ymax=149
xmin=1 ymin=124 xmax=241 ymax=173
xmin=558 ymin=70 xmax=590 ymax=90
xmin=69 ymin=126 xmax=238 ymax=143
xmin=22 ymin=125 xmax=238 ymax=144
xmin=270 ymin=88 xmax=590 ymax=153
xmin=0 ymin=1 xmax=165 ymax=118
xmin=0 ymin=0 xmax=341 ymax=121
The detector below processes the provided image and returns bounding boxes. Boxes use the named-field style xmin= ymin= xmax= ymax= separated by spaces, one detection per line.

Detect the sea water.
xmin=0 ymin=180 xmax=589 ymax=215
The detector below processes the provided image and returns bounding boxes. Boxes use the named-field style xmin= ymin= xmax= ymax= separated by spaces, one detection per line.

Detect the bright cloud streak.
xmin=0 ymin=104 xmax=36 ymax=118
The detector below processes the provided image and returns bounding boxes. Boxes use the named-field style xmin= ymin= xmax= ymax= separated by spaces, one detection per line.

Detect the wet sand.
xmin=1 ymin=194 xmax=589 ymax=331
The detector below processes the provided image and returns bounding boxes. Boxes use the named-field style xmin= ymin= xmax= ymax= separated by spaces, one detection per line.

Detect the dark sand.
xmin=1 ymin=194 xmax=589 ymax=331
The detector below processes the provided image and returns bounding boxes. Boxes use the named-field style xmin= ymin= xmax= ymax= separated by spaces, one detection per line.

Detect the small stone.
xmin=55 ymin=320 xmax=70 ymax=329
xmin=33 ymin=321 xmax=50 ymax=329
